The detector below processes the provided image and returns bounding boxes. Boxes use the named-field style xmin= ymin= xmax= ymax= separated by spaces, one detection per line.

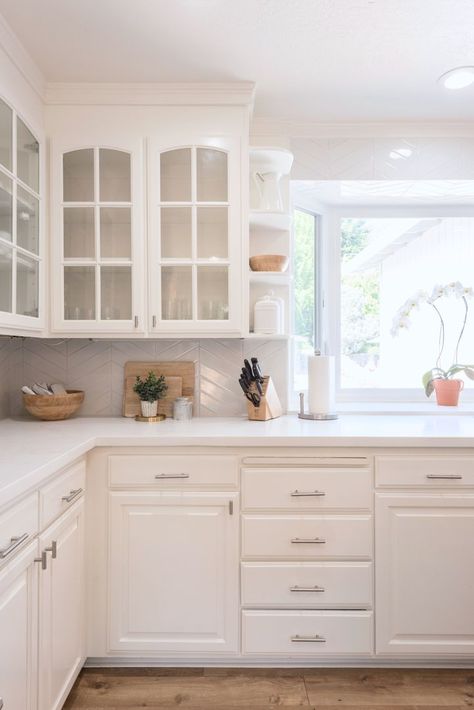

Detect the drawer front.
xmin=39 ymin=460 xmax=85 ymax=530
xmin=242 ymin=515 xmax=372 ymax=559
xmin=241 ymin=561 xmax=373 ymax=608
xmin=108 ymin=455 xmax=238 ymax=488
xmin=242 ymin=610 xmax=373 ymax=655
xmin=242 ymin=467 xmax=372 ymax=511
xmin=376 ymin=456 xmax=474 ymax=488
xmin=0 ymin=493 xmax=38 ymax=566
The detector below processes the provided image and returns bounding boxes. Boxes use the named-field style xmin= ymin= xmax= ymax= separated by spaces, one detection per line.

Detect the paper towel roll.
xmin=308 ymin=354 xmax=335 ymax=415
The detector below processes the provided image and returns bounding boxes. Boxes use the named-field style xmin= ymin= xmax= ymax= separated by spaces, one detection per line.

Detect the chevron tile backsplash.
xmin=2 ymin=338 xmax=288 ymax=419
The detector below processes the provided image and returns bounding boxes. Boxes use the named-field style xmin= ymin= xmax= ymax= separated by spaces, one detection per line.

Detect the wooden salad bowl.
xmin=23 ymin=390 xmax=85 ymax=421
xmin=249 ymin=254 xmax=289 ymax=272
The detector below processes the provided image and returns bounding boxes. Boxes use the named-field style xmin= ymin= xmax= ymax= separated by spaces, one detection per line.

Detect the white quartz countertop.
xmin=1 ymin=414 xmax=474 ymax=508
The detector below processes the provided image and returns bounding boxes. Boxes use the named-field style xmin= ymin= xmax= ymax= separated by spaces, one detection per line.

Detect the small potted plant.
xmin=392 ymin=281 xmax=474 ymax=406
xmin=133 ymin=371 xmax=168 ymax=418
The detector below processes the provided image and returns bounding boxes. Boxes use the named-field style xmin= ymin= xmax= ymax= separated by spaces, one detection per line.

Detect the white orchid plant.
xmin=391 ymin=281 xmax=474 ymax=397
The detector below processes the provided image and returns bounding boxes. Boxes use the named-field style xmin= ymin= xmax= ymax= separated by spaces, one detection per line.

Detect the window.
xmin=292 ymin=180 xmax=474 ymax=403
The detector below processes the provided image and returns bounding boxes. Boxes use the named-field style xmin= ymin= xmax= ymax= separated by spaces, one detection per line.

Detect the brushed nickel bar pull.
xmin=152 ymin=315 xmax=157 ymax=328
xmin=134 ymin=315 xmax=139 ymax=328
xmin=34 ymin=550 xmax=48 ymax=571
xmin=290 ymin=585 xmax=325 ymax=592
xmin=291 ymin=537 xmax=326 ymax=544
xmin=291 ymin=634 xmax=326 ymax=643
xmin=44 ymin=541 xmax=57 ymax=559
xmin=229 ymin=500 xmax=234 ymax=515
xmin=426 ymin=474 xmax=463 ymax=480
xmin=62 ymin=488 xmax=83 ymax=503
xmin=155 ymin=473 xmax=190 ymax=479
xmin=291 ymin=490 xmax=325 ymax=497
xmin=0 ymin=532 xmax=29 ymax=559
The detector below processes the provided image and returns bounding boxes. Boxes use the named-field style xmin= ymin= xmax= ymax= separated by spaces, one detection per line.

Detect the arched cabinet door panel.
xmin=149 ymin=138 xmax=242 ymax=335
xmin=51 ymin=141 xmax=145 ymax=334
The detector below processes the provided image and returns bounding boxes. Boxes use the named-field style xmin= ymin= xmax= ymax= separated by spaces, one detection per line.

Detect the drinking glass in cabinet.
xmin=17 ymin=118 xmax=39 ymax=193
xmin=161 ymin=207 xmax=192 ymax=258
xmin=196 ymin=148 xmax=227 ymax=202
xmin=99 ymin=149 xmax=131 ymax=202
xmin=197 ymin=206 xmax=228 ymax=259
xmin=100 ymin=207 xmax=131 ymax=259
xmin=17 ymin=186 xmax=39 ymax=254
xmin=16 ymin=253 xmax=38 ymax=317
xmin=64 ymin=207 xmax=95 ymax=259
xmin=0 ymin=99 xmax=12 ymax=171
xmin=161 ymin=265 xmax=192 ymax=320
xmin=63 ymin=149 xmax=94 ymax=202
xmin=160 ymin=148 xmax=191 ymax=202
xmin=197 ymin=266 xmax=229 ymax=320
xmin=100 ymin=266 xmax=132 ymax=320
xmin=64 ymin=266 xmax=95 ymax=319
xmin=0 ymin=172 xmax=12 ymax=243
xmin=0 ymin=242 xmax=12 ymax=312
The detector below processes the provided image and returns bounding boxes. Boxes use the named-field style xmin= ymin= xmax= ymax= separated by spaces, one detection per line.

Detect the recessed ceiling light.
xmin=389 ymin=148 xmax=413 ymax=160
xmin=439 ymin=66 xmax=474 ymax=90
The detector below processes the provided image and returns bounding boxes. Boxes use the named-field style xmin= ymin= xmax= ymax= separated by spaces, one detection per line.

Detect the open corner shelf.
xmin=249 ymin=271 xmax=291 ymax=286
xmin=249 ymin=211 xmax=292 ymax=232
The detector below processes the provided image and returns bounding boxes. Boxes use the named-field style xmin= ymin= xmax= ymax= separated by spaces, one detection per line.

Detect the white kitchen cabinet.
xmin=0 ymin=96 xmax=44 ymax=336
xmin=50 ymin=139 xmax=145 ymax=334
xmin=38 ymin=498 xmax=85 ymax=710
xmin=0 ymin=541 xmax=39 ymax=710
xmin=376 ymin=492 xmax=474 ymax=656
xmin=148 ymin=137 xmax=242 ymax=335
xmin=108 ymin=491 xmax=239 ymax=654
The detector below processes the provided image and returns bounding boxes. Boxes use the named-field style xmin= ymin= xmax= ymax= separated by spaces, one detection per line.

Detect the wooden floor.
xmin=64 ymin=668 xmax=474 ymax=709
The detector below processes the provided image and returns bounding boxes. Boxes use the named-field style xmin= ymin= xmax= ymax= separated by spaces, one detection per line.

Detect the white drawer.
xmin=0 ymin=493 xmax=38 ymax=566
xmin=39 ymin=460 xmax=85 ymax=530
xmin=376 ymin=455 xmax=474 ymax=488
xmin=242 ymin=610 xmax=373 ymax=655
xmin=242 ymin=514 xmax=372 ymax=560
xmin=108 ymin=454 xmax=238 ymax=488
xmin=242 ymin=467 xmax=372 ymax=511
xmin=241 ymin=561 xmax=373 ymax=608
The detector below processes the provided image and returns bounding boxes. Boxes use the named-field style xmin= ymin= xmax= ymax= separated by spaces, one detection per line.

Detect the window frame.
xmin=325 ymin=204 xmax=474 ymax=403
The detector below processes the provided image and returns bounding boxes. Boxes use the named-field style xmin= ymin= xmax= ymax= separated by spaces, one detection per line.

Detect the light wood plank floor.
xmin=64 ymin=668 xmax=474 ymax=709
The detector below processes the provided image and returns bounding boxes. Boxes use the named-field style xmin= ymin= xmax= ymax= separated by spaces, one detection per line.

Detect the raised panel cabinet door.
xmin=375 ymin=493 xmax=474 ymax=656
xmin=108 ymin=491 xmax=239 ymax=654
xmin=39 ymin=499 xmax=85 ymax=710
xmin=0 ymin=541 xmax=39 ymax=710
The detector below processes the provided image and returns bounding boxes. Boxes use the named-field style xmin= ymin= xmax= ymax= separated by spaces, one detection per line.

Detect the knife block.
xmin=246 ymin=376 xmax=282 ymax=421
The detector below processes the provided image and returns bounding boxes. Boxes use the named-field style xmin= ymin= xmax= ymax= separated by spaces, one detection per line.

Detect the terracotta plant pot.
xmin=433 ymin=378 xmax=464 ymax=406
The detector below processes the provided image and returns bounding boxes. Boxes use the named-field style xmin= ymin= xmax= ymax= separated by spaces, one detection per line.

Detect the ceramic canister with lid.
xmin=253 ymin=291 xmax=284 ymax=335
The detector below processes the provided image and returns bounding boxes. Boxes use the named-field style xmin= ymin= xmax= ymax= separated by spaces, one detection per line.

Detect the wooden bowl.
xmin=249 ymin=254 xmax=289 ymax=272
xmin=23 ymin=390 xmax=85 ymax=421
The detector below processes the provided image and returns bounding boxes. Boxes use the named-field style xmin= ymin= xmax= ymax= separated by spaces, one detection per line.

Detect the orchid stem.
xmin=454 ymin=296 xmax=469 ymax=364
xmin=431 ymin=301 xmax=445 ymax=369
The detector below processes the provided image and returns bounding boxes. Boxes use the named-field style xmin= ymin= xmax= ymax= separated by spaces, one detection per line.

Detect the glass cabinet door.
xmin=0 ymin=98 xmax=41 ymax=326
xmin=157 ymin=145 xmax=231 ymax=327
xmin=61 ymin=147 xmax=136 ymax=326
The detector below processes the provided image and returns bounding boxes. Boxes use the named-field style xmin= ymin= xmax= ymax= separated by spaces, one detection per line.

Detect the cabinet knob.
xmin=34 ymin=550 xmax=48 ymax=571
xmin=44 ymin=541 xmax=57 ymax=559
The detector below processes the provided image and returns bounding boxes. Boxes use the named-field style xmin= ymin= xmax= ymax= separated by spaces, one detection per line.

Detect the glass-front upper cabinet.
xmin=52 ymin=142 xmax=144 ymax=332
xmin=0 ymin=97 xmax=42 ymax=332
xmin=149 ymin=138 xmax=241 ymax=333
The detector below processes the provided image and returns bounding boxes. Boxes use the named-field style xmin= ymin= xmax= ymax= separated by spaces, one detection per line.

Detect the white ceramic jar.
xmin=253 ymin=292 xmax=284 ymax=335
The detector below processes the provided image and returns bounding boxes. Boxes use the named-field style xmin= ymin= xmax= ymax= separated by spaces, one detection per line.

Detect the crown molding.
xmin=251 ymin=118 xmax=474 ymax=138
xmin=0 ymin=12 xmax=45 ymax=100
xmin=44 ymin=81 xmax=256 ymax=107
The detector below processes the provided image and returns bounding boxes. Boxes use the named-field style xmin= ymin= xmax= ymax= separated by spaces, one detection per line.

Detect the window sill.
xmin=335 ymin=401 xmax=474 ymax=415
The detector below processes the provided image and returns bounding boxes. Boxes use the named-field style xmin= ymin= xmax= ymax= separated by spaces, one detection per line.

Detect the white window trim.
xmin=325 ymin=204 xmax=474 ymax=404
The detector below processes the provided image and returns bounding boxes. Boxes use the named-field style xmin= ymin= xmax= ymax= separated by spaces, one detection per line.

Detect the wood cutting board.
xmin=122 ymin=361 xmax=195 ymax=418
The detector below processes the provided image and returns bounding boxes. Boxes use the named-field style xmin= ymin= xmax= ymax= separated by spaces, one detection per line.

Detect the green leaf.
xmin=464 ymin=367 xmax=474 ymax=380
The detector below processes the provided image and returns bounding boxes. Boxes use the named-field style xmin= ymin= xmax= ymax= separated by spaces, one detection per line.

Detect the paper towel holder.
xmin=298 ymin=392 xmax=338 ymax=421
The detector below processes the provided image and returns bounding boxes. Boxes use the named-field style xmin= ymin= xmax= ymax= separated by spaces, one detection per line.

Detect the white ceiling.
xmin=1 ymin=0 xmax=474 ymax=121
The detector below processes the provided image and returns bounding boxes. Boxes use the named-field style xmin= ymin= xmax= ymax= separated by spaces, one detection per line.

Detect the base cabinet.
xmin=108 ymin=491 xmax=239 ymax=655
xmin=39 ymin=499 xmax=85 ymax=710
xmin=375 ymin=493 xmax=474 ymax=656
xmin=0 ymin=542 xmax=39 ymax=710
